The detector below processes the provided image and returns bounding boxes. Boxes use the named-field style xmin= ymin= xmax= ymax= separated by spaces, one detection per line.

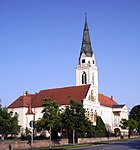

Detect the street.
xmin=71 ymin=139 xmax=140 ymax=150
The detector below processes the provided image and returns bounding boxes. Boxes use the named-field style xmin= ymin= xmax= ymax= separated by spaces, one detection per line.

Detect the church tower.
xmin=76 ymin=15 xmax=98 ymax=102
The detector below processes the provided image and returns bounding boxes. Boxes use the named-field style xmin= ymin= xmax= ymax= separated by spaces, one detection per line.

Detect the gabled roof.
xmin=8 ymin=84 xmax=90 ymax=108
xmin=98 ymin=94 xmax=118 ymax=107
xmin=32 ymin=84 xmax=90 ymax=107
xmin=8 ymin=93 xmax=35 ymax=108
xmin=8 ymin=85 xmax=119 ymax=109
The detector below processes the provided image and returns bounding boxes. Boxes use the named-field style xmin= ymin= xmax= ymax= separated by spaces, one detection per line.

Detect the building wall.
xmin=8 ymin=107 xmax=28 ymax=129
xmin=120 ymin=106 xmax=129 ymax=120
xmin=33 ymin=107 xmax=43 ymax=121
xmin=100 ymin=105 xmax=114 ymax=131
xmin=26 ymin=114 xmax=34 ymax=128
xmin=8 ymin=103 xmax=128 ymax=134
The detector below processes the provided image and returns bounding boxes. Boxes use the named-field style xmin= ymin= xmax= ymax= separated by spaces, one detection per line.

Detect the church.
xmin=8 ymin=16 xmax=128 ymax=135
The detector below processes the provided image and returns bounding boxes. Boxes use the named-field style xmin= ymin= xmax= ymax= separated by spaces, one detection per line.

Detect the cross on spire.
xmin=85 ymin=12 xmax=87 ymax=22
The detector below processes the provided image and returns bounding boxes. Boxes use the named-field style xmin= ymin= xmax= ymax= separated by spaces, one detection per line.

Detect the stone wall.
xmin=0 ymin=135 xmax=140 ymax=150
xmin=78 ymin=136 xmax=120 ymax=144
xmin=0 ymin=139 xmax=68 ymax=150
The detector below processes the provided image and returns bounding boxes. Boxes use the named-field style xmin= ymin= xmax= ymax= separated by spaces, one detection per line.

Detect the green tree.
xmin=35 ymin=118 xmax=46 ymax=132
xmin=35 ymin=98 xmax=60 ymax=147
xmin=95 ymin=116 xmax=106 ymax=131
xmin=120 ymin=118 xmax=138 ymax=138
xmin=0 ymin=107 xmax=20 ymax=137
xmin=129 ymin=105 xmax=140 ymax=132
xmin=120 ymin=118 xmax=137 ymax=130
xmin=61 ymin=99 xmax=93 ymax=145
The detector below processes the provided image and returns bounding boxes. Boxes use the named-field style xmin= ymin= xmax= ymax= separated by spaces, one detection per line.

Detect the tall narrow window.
xmin=82 ymin=72 xmax=87 ymax=84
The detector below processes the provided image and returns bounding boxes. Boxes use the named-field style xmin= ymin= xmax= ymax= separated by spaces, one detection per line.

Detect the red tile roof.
xmin=98 ymin=94 xmax=118 ymax=107
xmin=8 ymin=85 xmax=118 ymax=109
xmin=8 ymin=84 xmax=90 ymax=108
xmin=8 ymin=94 xmax=35 ymax=108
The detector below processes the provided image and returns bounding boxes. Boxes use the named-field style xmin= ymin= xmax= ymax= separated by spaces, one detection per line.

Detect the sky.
xmin=0 ymin=0 xmax=140 ymax=110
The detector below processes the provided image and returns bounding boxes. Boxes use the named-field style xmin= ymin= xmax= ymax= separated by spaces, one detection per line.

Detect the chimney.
xmin=111 ymin=96 xmax=113 ymax=99
xmin=25 ymin=91 xmax=28 ymax=95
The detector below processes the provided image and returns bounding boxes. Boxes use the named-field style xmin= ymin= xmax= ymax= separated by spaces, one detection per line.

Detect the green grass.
xmin=36 ymin=139 xmax=132 ymax=150
xmin=41 ymin=138 xmax=133 ymax=150
xmin=41 ymin=143 xmax=96 ymax=150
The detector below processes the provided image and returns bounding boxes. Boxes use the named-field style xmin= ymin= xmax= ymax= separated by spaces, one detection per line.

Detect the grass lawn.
xmin=40 ymin=139 xmax=131 ymax=150
xmin=41 ymin=143 xmax=95 ymax=150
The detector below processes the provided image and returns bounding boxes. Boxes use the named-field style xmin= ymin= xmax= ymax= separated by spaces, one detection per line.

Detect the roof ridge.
xmin=40 ymin=84 xmax=91 ymax=92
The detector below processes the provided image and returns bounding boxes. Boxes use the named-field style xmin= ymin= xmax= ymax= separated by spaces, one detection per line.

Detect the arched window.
xmin=82 ymin=72 xmax=87 ymax=84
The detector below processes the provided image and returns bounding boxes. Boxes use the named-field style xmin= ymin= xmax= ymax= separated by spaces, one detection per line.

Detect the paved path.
xmin=71 ymin=139 xmax=140 ymax=150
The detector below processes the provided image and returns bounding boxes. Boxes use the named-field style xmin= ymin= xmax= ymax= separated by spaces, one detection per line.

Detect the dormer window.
xmin=82 ymin=59 xmax=85 ymax=63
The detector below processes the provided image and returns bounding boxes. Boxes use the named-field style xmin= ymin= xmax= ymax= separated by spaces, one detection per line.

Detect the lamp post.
xmin=72 ymin=108 xmax=76 ymax=146
xmin=29 ymin=120 xmax=35 ymax=146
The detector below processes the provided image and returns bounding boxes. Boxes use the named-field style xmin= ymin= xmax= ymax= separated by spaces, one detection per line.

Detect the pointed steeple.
xmin=80 ymin=13 xmax=93 ymax=59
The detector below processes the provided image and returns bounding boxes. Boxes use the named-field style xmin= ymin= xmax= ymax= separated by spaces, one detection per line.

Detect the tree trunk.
xmin=128 ymin=129 xmax=131 ymax=139
xmin=73 ymin=129 xmax=75 ymax=146
xmin=50 ymin=126 xmax=52 ymax=148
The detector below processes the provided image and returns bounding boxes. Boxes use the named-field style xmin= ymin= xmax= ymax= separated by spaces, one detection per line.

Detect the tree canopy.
xmin=35 ymin=97 xmax=61 ymax=147
xmin=129 ymin=105 xmax=140 ymax=122
xmin=129 ymin=105 xmax=140 ymax=132
xmin=120 ymin=118 xmax=138 ymax=131
xmin=0 ymin=107 xmax=20 ymax=137
xmin=95 ymin=116 xmax=106 ymax=131
xmin=36 ymin=98 xmax=109 ymax=143
xmin=35 ymin=97 xmax=60 ymax=132
xmin=61 ymin=99 xmax=93 ymax=144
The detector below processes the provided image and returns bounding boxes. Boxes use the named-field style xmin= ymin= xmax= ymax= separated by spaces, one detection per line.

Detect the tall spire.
xmin=80 ymin=13 xmax=93 ymax=58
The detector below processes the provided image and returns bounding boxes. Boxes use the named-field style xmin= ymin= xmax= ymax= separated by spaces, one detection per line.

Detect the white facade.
xmin=100 ymin=106 xmax=114 ymax=130
xmin=76 ymin=53 xmax=98 ymax=103
xmin=8 ymin=107 xmax=28 ymax=129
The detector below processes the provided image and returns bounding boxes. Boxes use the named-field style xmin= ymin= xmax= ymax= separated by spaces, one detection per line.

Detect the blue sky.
xmin=0 ymin=0 xmax=140 ymax=110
